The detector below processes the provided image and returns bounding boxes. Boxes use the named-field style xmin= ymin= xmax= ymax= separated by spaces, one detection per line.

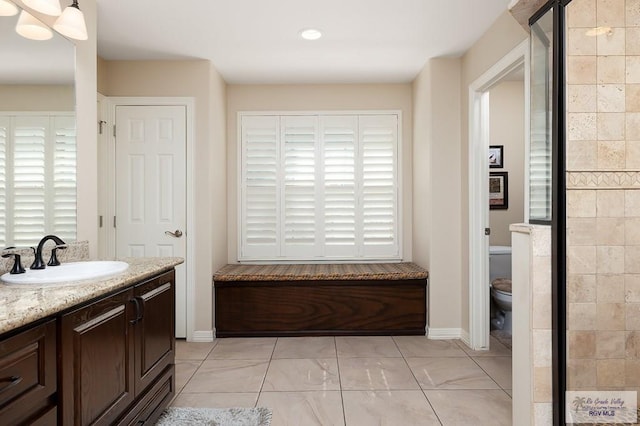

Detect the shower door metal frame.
xmin=529 ymin=0 xmax=570 ymax=424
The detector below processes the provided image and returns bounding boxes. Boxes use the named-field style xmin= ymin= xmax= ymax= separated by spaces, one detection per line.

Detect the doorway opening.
xmin=468 ymin=39 xmax=529 ymax=350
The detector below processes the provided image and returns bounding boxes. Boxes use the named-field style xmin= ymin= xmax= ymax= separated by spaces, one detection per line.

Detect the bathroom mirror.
xmin=0 ymin=2 xmax=76 ymax=248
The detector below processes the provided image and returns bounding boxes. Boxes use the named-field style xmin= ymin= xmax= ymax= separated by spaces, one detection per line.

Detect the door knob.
xmin=165 ymin=229 xmax=183 ymax=238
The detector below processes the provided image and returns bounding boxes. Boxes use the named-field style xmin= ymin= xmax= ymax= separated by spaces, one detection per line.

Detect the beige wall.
xmin=70 ymin=0 xmax=97 ymax=258
xmin=97 ymin=56 xmax=108 ymax=94
xmin=412 ymin=64 xmax=432 ymax=272
xmin=412 ymin=11 xmax=527 ymax=334
xmin=489 ymin=80 xmax=526 ymax=246
xmin=460 ymin=11 xmax=528 ymax=333
xmin=209 ymin=68 xmax=228 ymax=273
xmin=99 ymin=59 xmax=227 ymax=334
xmin=0 ymin=85 xmax=74 ymax=111
xmin=413 ymin=59 xmax=463 ymax=331
xmin=226 ymin=84 xmax=413 ymax=263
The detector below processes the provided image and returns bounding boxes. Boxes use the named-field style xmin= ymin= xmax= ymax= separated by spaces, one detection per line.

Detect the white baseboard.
xmin=427 ymin=328 xmax=464 ymax=340
xmin=460 ymin=329 xmax=471 ymax=347
xmin=190 ymin=330 xmax=214 ymax=342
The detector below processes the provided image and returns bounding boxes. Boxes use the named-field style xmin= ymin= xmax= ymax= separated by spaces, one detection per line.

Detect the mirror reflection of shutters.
xmin=0 ymin=114 xmax=76 ymax=247
xmin=13 ymin=116 xmax=47 ymax=246
xmin=53 ymin=116 xmax=77 ymax=241
xmin=0 ymin=117 xmax=7 ymax=246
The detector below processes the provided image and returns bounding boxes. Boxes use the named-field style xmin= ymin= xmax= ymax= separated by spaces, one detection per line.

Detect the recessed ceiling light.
xmin=300 ymin=28 xmax=322 ymax=41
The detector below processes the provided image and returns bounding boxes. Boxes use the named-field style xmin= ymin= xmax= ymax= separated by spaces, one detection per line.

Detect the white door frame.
xmin=100 ymin=96 xmax=196 ymax=341
xmin=468 ymin=40 xmax=530 ymax=350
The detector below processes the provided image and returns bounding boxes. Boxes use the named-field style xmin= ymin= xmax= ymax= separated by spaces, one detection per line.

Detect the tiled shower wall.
xmin=566 ymin=0 xmax=640 ymax=402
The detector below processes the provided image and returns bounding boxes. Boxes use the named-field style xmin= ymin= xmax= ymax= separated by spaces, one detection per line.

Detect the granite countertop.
xmin=0 ymin=257 xmax=184 ymax=335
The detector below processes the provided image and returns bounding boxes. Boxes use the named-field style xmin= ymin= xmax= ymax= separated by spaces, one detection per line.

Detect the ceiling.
xmin=95 ymin=0 xmax=512 ymax=84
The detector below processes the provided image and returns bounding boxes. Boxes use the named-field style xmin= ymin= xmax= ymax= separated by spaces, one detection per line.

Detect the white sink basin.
xmin=1 ymin=261 xmax=129 ymax=285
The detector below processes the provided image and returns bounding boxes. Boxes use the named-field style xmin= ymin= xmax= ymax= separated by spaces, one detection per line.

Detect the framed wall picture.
xmin=489 ymin=145 xmax=504 ymax=168
xmin=489 ymin=172 xmax=508 ymax=210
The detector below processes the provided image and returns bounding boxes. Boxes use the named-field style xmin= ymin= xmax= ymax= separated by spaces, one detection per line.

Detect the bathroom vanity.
xmin=0 ymin=257 xmax=182 ymax=425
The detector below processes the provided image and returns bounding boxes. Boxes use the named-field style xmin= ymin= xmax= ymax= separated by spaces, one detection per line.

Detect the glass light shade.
xmin=0 ymin=0 xmax=18 ymax=16
xmin=15 ymin=10 xmax=53 ymax=40
xmin=22 ymin=0 xmax=61 ymax=16
xmin=53 ymin=4 xmax=87 ymax=40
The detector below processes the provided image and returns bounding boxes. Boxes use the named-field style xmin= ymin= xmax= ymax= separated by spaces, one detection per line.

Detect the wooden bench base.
xmin=214 ymin=279 xmax=427 ymax=337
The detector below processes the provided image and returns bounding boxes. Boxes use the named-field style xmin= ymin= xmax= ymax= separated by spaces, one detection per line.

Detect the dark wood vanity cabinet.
xmin=59 ymin=288 xmax=136 ymax=425
xmin=0 ymin=320 xmax=57 ymax=425
xmin=132 ymin=270 xmax=175 ymax=396
xmin=59 ymin=269 xmax=176 ymax=425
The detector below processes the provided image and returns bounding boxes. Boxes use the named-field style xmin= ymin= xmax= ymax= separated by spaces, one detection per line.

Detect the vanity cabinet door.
xmin=59 ymin=288 xmax=136 ymax=426
xmin=0 ymin=320 xmax=56 ymax=425
xmin=133 ymin=269 xmax=175 ymax=394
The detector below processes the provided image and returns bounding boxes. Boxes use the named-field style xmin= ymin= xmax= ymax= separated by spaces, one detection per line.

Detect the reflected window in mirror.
xmin=0 ymin=114 xmax=76 ymax=247
xmin=0 ymin=1 xmax=76 ymax=248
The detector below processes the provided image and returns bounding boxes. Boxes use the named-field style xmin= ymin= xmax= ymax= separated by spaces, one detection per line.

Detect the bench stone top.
xmin=214 ymin=262 xmax=429 ymax=282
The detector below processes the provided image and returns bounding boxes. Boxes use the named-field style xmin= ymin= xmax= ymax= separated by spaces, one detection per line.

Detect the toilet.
xmin=489 ymin=245 xmax=512 ymax=333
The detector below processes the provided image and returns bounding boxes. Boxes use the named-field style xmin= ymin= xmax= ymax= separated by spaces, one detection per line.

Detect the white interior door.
xmin=115 ymin=105 xmax=187 ymax=338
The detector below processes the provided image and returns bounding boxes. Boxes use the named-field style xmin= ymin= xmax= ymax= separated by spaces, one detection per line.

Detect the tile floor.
xmin=172 ymin=336 xmax=512 ymax=425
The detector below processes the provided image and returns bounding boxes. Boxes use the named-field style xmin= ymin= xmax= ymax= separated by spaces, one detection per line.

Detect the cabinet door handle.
xmin=129 ymin=297 xmax=144 ymax=324
xmin=137 ymin=296 xmax=145 ymax=321
xmin=0 ymin=375 xmax=22 ymax=393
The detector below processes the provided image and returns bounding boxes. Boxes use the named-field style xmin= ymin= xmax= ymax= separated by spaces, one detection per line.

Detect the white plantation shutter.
xmin=529 ymin=109 xmax=551 ymax=221
xmin=241 ymin=115 xmax=280 ymax=258
xmin=321 ymin=115 xmax=357 ymax=257
xmin=282 ymin=116 xmax=318 ymax=257
xmin=240 ymin=112 xmax=400 ymax=261
xmin=360 ymin=115 xmax=398 ymax=257
xmin=13 ymin=116 xmax=47 ymax=246
xmin=0 ymin=114 xmax=76 ymax=248
xmin=52 ymin=116 xmax=77 ymax=241
xmin=530 ymin=17 xmax=553 ymax=223
xmin=0 ymin=118 xmax=7 ymax=247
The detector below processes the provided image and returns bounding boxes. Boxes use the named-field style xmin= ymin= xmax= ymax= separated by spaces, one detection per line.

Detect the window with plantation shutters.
xmin=0 ymin=114 xmax=76 ymax=248
xmin=0 ymin=117 xmax=7 ymax=246
xmin=239 ymin=112 xmax=400 ymax=261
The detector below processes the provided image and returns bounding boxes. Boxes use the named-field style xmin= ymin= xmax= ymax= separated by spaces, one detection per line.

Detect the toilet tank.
xmin=489 ymin=245 xmax=512 ymax=283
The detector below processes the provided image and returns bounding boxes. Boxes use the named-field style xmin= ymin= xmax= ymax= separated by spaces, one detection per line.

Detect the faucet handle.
xmin=47 ymin=245 xmax=67 ymax=267
xmin=30 ymin=247 xmax=45 ymax=270
xmin=2 ymin=253 xmax=26 ymax=274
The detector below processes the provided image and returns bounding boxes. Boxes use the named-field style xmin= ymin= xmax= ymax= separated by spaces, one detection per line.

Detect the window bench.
xmin=213 ymin=263 xmax=428 ymax=337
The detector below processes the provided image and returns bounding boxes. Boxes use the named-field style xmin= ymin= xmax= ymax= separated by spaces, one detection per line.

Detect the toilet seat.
xmin=491 ymin=278 xmax=512 ymax=294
